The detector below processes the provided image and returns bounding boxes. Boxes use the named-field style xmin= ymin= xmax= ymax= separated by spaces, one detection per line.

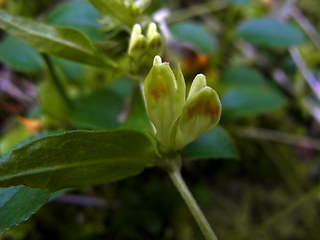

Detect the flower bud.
xmin=174 ymin=74 xmax=221 ymax=150
xmin=144 ymin=56 xmax=185 ymax=149
xmin=144 ymin=57 xmax=221 ymax=154
xmin=146 ymin=23 xmax=163 ymax=56
xmin=128 ymin=24 xmax=147 ymax=59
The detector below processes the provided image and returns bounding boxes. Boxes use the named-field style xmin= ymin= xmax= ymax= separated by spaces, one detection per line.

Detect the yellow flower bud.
xmin=146 ymin=23 xmax=163 ymax=57
xmin=144 ymin=57 xmax=221 ymax=154
xmin=144 ymin=56 xmax=185 ymax=150
xmin=174 ymin=74 xmax=221 ymax=150
xmin=128 ymin=24 xmax=147 ymax=59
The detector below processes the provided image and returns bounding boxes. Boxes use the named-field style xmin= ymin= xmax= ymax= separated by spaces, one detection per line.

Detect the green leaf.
xmin=68 ymin=88 xmax=123 ymax=129
xmin=0 ymin=127 xmax=31 ymax=156
xmin=68 ymin=78 xmax=133 ymax=129
xmin=46 ymin=0 xmax=105 ymax=42
xmin=182 ymin=126 xmax=238 ymax=160
xmin=89 ymin=0 xmax=122 ymax=16
xmin=51 ymin=57 xmax=84 ymax=82
xmin=219 ymin=65 xmax=286 ymax=119
xmin=122 ymin=87 xmax=153 ymax=133
xmin=221 ymin=86 xmax=286 ymax=119
xmin=88 ymin=0 xmax=139 ymax=27
xmin=0 ymin=186 xmax=50 ymax=233
xmin=0 ymin=130 xmax=157 ymax=191
xmin=0 ymin=35 xmax=44 ymax=72
xmin=221 ymin=65 xmax=266 ymax=86
xmin=38 ymin=78 xmax=70 ymax=119
xmin=170 ymin=21 xmax=216 ymax=53
xmin=236 ymin=18 xmax=306 ymax=47
xmin=0 ymin=9 xmax=108 ymax=67
xmin=107 ymin=77 xmax=134 ymax=99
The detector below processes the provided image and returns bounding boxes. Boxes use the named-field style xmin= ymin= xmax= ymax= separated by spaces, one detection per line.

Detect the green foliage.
xmin=46 ymin=0 xmax=105 ymax=42
xmin=68 ymin=78 xmax=133 ymax=129
xmin=221 ymin=86 xmax=285 ymax=119
xmin=0 ymin=127 xmax=31 ymax=156
xmin=0 ymin=36 xmax=43 ymax=72
xmin=0 ymin=9 xmax=109 ymax=67
xmin=0 ymin=0 xmax=318 ymax=239
xmin=170 ymin=21 xmax=216 ymax=53
xmin=236 ymin=18 xmax=306 ymax=47
xmin=51 ymin=57 xmax=84 ymax=82
xmin=38 ymin=77 xmax=70 ymax=119
xmin=68 ymin=88 xmax=123 ymax=129
xmin=220 ymin=66 xmax=286 ymax=119
xmin=121 ymin=88 xmax=153 ymax=133
xmin=0 ymin=186 xmax=50 ymax=233
xmin=220 ymin=65 xmax=265 ymax=86
xmin=182 ymin=126 xmax=238 ymax=160
xmin=89 ymin=0 xmax=150 ymax=28
xmin=0 ymin=130 xmax=157 ymax=191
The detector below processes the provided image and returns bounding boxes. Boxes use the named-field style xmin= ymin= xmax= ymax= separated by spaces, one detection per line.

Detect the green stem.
xmin=168 ymin=168 xmax=218 ymax=240
xmin=42 ymin=54 xmax=74 ymax=109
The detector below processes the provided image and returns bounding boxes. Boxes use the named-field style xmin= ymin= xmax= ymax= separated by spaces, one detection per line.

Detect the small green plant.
xmin=0 ymin=1 xmax=223 ymax=239
xmin=1 ymin=0 xmax=317 ymax=239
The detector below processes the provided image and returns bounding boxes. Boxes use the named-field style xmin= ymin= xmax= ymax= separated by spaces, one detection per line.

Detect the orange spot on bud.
xmin=187 ymin=99 xmax=219 ymax=118
xmin=150 ymin=75 xmax=168 ymax=100
xmin=187 ymin=100 xmax=204 ymax=117
xmin=205 ymin=99 xmax=219 ymax=118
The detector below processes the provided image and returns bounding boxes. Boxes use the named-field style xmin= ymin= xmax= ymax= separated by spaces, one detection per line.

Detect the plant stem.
xmin=168 ymin=168 xmax=218 ymax=240
xmin=42 ymin=54 xmax=74 ymax=109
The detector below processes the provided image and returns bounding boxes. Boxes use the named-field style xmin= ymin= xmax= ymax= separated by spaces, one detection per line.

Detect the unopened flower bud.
xmin=144 ymin=57 xmax=221 ymax=154
xmin=146 ymin=23 xmax=162 ymax=56
xmin=128 ymin=24 xmax=147 ymax=59
xmin=144 ymin=56 xmax=185 ymax=149
xmin=175 ymin=74 xmax=221 ymax=150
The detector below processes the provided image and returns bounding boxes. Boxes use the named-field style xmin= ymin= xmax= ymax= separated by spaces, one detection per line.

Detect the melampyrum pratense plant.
xmin=0 ymin=0 xmax=222 ymax=239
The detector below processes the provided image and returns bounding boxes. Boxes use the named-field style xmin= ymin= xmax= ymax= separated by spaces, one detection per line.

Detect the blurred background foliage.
xmin=0 ymin=0 xmax=320 ymax=239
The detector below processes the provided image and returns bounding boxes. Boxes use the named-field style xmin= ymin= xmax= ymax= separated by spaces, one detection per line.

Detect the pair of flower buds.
xmin=128 ymin=23 xmax=162 ymax=61
xmin=144 ymin=56 xmax=221 ymax=154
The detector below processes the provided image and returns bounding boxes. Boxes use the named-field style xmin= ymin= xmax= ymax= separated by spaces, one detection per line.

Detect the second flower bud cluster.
xmin=128 ymin=23 xmax=162 ymax=66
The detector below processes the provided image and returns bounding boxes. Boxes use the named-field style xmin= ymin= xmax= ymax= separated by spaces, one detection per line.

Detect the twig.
xmin=290 ymin=7 xmax=320 ymax=50
xmin=289 ymin=47 xmax=320 ymax=101
xmin=279 ymin=0 xmax=320 ymax=104
xmin=271 ymin=68 xmax=295 ymax=95
xmin=302 ymin=97 xmax=320 ymax=123
xmin=237 ymin=35 xmax=320 ymax=124
xmin=0 ymin=67 xmax=35 ymax=104
xmin=278 ymin=0 xmax=297 ymax=21
xmin=271 ymin=67 xmax=320 ymax=124
xmin=238 ymin=128 xmax=320 ymax=150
